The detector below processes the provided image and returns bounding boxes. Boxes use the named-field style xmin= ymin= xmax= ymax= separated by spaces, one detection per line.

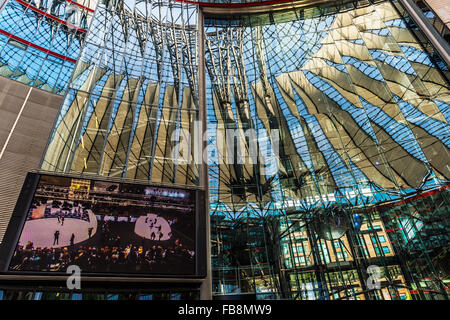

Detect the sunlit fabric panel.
xmin=41 ymin=0 xmax=200 ymax=186
xmin=204 ymin=0 xmax=450 ymax=217
xmin=0 ymin=0 xmax=96 ymax=93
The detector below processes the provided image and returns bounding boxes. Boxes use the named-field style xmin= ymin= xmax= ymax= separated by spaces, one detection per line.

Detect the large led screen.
xmin=8 ymin=175 xmax=197 ymax=276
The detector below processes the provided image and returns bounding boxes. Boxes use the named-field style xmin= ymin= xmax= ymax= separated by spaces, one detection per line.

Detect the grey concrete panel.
xmin=0 ymin=78 xmax=62 ymax=243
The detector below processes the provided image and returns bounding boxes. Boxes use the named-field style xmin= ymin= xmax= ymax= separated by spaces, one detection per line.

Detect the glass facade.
xmin=414 ymin=0 xmax=450 ymax=43
xmin=40 ymin=0 xmax=201 ymax=186
xmin=0 ymin=0 xmax=448 ymax=300
xmin=0 ymin=0 xmax=97 ymax=93
xmin=205 ymin=0 xmax=449 ymax=299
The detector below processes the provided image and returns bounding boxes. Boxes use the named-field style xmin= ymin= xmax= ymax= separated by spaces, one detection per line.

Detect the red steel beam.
xmin=0 ymin=28 xmax=77 ymax=63
xmin=15 ymin=0 xmax=87 ymax=33
xmin=65 ymin=0 xmax=95 ymax=13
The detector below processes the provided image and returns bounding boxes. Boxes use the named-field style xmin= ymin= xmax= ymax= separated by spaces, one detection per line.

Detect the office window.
xmin=71 ymin=293 xmax=82 ymax=300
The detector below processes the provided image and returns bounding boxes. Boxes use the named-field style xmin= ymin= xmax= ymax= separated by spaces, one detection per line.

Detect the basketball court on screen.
xmin=18 ymin=205 xmax=98 ymax=248
xmin=134 ymin=213 xmax=172 ymax=241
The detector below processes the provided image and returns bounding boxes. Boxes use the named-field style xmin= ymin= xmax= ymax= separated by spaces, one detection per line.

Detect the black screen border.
xmin=0 ymin=172 xmax=207 ymax=279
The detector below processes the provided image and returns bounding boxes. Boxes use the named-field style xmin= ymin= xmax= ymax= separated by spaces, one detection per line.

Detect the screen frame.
xmin=0 ymin=172 xmax=207 ymax=279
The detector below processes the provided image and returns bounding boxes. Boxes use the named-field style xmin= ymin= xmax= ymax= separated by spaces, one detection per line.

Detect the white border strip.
xmin=0 ymin=86 xmax=33 ymax=161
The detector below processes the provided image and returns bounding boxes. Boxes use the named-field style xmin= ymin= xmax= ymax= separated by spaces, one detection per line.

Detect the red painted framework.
xmin=376 ymin=184 xmax=450 ymax=210
xmin=15 ymin=0 xmax=87 ymax=33
xmin=0 ymin=0 xmax=96 ymax=64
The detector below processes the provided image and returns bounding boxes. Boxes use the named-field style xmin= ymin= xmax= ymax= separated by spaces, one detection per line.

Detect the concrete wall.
xmin=0 ymin=77 xmax=62 ymax=243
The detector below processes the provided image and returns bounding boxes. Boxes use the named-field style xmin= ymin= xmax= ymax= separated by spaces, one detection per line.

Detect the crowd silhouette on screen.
xmin=11 ymin=240 xmax=194 ymax=274
xmin=27 ymin=200 xmax=90 ymax=223
xmin=11 ymin=218 xmax=195 ymax=274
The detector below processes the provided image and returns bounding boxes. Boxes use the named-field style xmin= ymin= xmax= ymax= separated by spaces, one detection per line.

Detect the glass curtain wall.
xmin=0 ymin=0 xmax=97 ymax=93
xmin=13 ymin=0 xmax=449 ymax=300
xmin=205 ymin=0 xmax=449 ymax=300
xmin=40 ymin=0 xmax=201 ymax=187
xmin=413 ymin=0 xmax=450 ymax=43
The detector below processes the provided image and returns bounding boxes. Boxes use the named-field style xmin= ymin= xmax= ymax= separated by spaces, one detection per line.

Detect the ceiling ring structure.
xmin=175 ymin=0 xmax=334 ymax=15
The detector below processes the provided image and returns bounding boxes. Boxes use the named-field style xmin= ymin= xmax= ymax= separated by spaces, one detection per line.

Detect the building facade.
xmin=0 ymin=0 xmax=448 ymax=300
